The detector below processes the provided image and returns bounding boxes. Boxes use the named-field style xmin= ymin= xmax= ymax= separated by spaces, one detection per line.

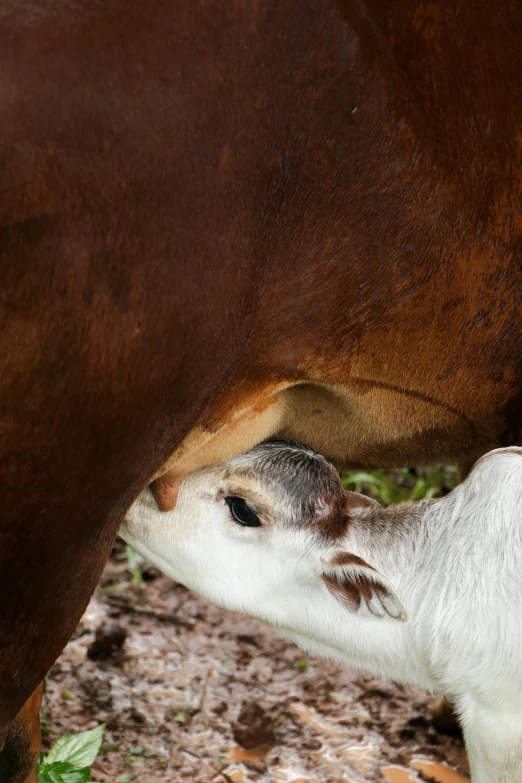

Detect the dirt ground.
xmin=43 ymin=544 xmax=471 ymax=783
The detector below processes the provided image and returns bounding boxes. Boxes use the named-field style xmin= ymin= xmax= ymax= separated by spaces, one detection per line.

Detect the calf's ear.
xmin=322 ymin=552 xmax=408 ymax=621
xmin=344 ymin=491 xmax=380 ymax=510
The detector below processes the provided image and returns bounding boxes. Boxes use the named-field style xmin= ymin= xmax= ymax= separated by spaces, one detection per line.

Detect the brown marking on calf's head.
xmin=222 ymin=442 xmax=385 ymax=544
xmin=224 ymin=440 xmax=348 ymax=533
xmin=316 ymin=491 xmax=382 ymax=542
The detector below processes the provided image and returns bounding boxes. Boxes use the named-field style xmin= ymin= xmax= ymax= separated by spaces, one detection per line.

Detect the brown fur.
xmin=0 ymin=687 xmax=42 ymax=783
xmin=2 ymin=0 xmax=522 ymax=778
xmin=329 ymin=552 xmax=378 ymax=570
xmin=324 ymin=552 xmax=399 ymax=614
xmin=322 ymin=556 xmax=380 ymax=613
xmin=322 ymin=573 xmax=363 ymax=611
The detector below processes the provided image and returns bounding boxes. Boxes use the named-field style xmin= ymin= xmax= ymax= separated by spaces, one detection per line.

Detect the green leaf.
xmin=46 ymin=724 xmax=105 ymax=768
xmin=38 ymin=760 xmax=91 ymax=783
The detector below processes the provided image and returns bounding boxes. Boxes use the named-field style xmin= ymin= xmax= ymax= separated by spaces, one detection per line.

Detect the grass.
xmin=341 ymin=465 xmax=459 ymax=506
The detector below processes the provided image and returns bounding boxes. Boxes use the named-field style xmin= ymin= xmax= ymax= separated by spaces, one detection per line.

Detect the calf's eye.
xmin=224 ymin=496 xmax=262 ymax=527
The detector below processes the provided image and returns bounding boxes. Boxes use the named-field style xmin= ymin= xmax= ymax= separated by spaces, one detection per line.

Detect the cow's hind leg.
xmin=0 ymin=684 xmax=42 ymax=783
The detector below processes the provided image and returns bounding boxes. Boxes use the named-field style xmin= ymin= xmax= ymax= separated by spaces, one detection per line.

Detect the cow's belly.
xmin=152 ymin=377 xmax=510 ymax=511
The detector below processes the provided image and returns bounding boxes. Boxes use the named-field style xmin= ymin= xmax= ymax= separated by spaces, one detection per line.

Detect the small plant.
xmin=38 ymin=724 xmax=105 ymax=783
xmin=125 ymin=545 xmax=145 ymax=587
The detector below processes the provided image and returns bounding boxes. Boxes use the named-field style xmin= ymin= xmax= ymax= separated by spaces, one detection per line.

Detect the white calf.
xmin=121 ymin=442 xmax=522 ymax=783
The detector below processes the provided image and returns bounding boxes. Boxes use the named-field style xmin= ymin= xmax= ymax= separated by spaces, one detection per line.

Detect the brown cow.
xmin=1 ymin=0 xmax=521 ymax=780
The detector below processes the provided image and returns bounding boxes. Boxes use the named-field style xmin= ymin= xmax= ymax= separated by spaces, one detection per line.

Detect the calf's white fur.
xmin=121 ymin=442 xmax=522 ymax=782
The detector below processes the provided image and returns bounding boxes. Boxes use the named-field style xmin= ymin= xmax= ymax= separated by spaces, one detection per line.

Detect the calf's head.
xmin=121 ymin=441 xmax=407 ymax=627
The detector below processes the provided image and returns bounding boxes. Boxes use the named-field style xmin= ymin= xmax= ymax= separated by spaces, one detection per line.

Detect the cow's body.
xmin=1 ymin=0 xmax=522 ymax=778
